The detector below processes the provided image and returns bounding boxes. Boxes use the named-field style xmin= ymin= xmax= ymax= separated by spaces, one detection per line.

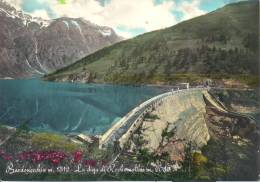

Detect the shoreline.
xmin=2 ymin=77 xmax=259 ymax=90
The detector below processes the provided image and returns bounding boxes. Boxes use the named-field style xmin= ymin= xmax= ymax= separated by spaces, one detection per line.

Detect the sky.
xmin=7 ymin=0 xmax=244 ymax=38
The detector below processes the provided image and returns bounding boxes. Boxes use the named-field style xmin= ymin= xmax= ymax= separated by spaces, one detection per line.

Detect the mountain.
xmin=0 ymin=0 xmax=122 ymax=78
xmin=46 ymin=0 xmax=259 ymax=87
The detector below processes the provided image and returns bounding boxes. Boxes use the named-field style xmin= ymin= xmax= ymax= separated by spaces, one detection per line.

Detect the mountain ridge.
xmin=45 ymin=0 xmax=259 ymax=87
xmin=0 ymin=0 xmax=122 ymax=78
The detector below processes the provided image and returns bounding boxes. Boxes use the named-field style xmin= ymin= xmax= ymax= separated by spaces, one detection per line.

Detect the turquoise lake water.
xmin=0 ymin=79 xmax=165 ymax=135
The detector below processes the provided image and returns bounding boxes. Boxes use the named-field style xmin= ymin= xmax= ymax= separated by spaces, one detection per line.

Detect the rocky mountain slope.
xmin=0 ymin=0 xmax=122 ymax=78
xmin=46 ymin=0 xmax=259 ymax=86
xmin=210 ymin=88 xmax=260 ymax=121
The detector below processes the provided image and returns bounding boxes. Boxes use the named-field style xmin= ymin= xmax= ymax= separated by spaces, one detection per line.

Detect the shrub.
xmin=144 ymin=113 xmax=160 ymax=120
xmin=192 ymin=152 xmax=208 ymax=166
xmin=32 ymin=133 xmax=81 ymax=152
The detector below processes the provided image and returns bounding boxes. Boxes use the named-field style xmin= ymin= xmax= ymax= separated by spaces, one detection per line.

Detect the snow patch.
xmin=62 ymin=20 xmax=69 ymax=29
xmin=34 ymin=39 xmax=48 ymax=73
xmin=32 ymin=17 xmax=50 ymax=28
xmin=71 ymin=20 xmax=82 ymax=33
xmin=0 ymin=6 xmax=50 ymax=28
xmin=71 ymin=20 xmax=86 ymax=41
xmin=0 ymin=8 xmax=16 ymax=18
xmin=25 ymin=58 xmax=44 ymax=75
xmin=99 ymin=28 xmax=112 ymax=36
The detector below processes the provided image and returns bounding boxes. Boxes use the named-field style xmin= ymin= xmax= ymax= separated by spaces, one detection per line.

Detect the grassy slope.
xmin=45 ymin=0 xmax=259 ymax=86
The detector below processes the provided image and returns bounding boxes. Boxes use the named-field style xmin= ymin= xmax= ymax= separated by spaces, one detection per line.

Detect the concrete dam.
xmin=98 ymin=86 xmax=257 ymax=151
xmin=99 ymin=88 xmax=214 ymax=149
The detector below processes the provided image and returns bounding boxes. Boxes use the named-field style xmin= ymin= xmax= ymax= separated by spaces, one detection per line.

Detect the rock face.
xmin=0 ymin=0 xmax=122 ymax=78
xmin=209 ymin=89 xmax=260 ymax=122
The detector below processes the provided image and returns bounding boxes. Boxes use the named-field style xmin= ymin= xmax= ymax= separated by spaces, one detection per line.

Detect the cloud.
xmin=115 ymin=26 xmax=147 ymax=39
xmin=100 ymin=0 xmax=177 ymax=31
xmin=50 ymin=0 xmax=104 ymax=22
xmin=115 ymin=29 xmax=134 ymax=39
xmin=6 ymin=0 xmax=208 ymax=37
xmin=177 ymin=0 xmax=206 ymax=21
xmin=20 ymin=0 xmax=56 ymax=19
xmin=48 ymin=0 xmax=177 ymax=36
xmin=30 ymin=9 xmax=50 ymax=19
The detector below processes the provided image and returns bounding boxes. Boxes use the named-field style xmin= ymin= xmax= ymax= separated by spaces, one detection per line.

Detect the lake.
xmin=0 ymin=79 xmax=165 ymax=135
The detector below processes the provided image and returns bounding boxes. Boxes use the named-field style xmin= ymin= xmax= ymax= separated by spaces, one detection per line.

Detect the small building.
xmin=203 ymin=79 xmax=213 ymax=87
xmin=176 ymin=83 xmax=190 ymax=89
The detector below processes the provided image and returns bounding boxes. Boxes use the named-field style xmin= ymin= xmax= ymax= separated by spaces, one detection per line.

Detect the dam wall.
xmin=99 ymin=88 xmax=206 ymax=149
xmin=140 ymin=89 xmax=211 ymax=151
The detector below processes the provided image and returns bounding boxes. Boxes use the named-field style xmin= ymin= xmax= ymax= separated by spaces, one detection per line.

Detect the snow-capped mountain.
xmin=0 ymin=0 xmax=122 ymax=78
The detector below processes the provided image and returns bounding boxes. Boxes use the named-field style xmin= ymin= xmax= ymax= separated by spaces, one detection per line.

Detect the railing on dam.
xmin=99 ymin=87 xmax=206 ymax=149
